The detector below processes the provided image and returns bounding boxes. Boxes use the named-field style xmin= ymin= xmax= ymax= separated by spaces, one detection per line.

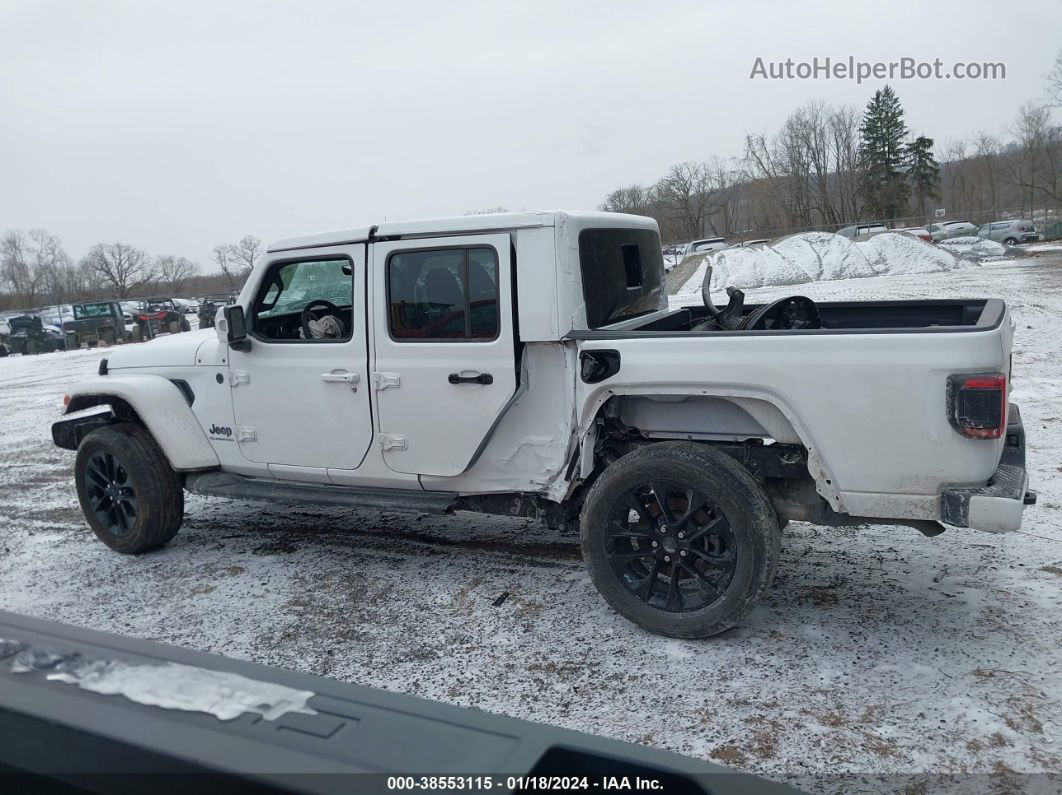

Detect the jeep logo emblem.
xmin=208 ymin=424 xmax=233 ymax=437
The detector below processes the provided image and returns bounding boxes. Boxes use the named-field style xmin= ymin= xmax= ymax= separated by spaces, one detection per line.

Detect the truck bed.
xmin=571 ymin=297 xmax=1016 ymax=526
xmin=620 ymin=298 xmax=1004 ymax=336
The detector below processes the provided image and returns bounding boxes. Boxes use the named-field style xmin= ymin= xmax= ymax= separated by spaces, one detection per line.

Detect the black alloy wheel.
xmin=605 ymin=482 xmax=737 ymax=613
xmin=83 ymin=450 xmax=138 ymax=537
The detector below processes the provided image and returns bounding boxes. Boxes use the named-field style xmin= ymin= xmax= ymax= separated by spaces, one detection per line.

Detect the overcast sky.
xmin=2 ymin=0 xmax=1059 ymax=266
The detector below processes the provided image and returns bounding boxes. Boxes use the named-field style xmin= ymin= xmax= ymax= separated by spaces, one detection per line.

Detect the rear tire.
xmin=1003 ymin=237 xmax=1017 ymax=246
xmin=580 ymin=442 xmax=780 ymax=638
xmin=74 ymin=423 xmax=184 ymax=554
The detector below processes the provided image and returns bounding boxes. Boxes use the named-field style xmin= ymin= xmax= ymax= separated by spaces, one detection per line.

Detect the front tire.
xmin=1003 ymin=237 xmax=1017 ymax=246
xmin=74 ymin=423 xmax=184 ymax=553
xmin=580 ymin=442 xmax=780 ymax=638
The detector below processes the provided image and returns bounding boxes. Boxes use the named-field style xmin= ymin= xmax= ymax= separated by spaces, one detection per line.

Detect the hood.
xmin=106 ymin=329 xmax=214 ymax=369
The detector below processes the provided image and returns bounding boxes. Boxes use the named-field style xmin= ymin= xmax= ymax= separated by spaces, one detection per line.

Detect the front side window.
xmin=387 ymin=247 xmax=498 ymax=341
xmin=252 ymin=258 xmax=353 ymax=341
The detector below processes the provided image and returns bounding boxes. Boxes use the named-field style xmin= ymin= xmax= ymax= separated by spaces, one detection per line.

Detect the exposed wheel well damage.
xmin=568 ymin=395 xmax=943 ymax=536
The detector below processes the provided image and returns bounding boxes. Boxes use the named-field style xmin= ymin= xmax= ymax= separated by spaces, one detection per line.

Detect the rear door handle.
xmin=448 ymin=372 xmax=493 ymax=385
xmin=321 ymin=370 xmax=360 ymax=391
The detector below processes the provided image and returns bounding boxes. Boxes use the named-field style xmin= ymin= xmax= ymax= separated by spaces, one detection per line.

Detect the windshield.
xmin=73 ymin=303 xmax=113 ymax=320
xmin=579 ymin=228 xmax=665 ymax=329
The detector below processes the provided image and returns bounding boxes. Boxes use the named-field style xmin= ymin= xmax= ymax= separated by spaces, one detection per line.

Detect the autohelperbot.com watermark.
xmin=749 ymin=56 xmax=1006 ymax=83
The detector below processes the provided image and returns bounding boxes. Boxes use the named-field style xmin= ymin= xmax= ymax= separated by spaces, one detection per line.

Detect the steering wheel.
xmin=741 ymin=296 xmax=822 ymax=330
xmin=300 ymin=300 xmax=345 ymax=339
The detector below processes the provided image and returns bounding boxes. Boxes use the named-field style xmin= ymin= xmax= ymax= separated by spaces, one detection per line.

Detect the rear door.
xmin=370 ymin=234 xmax=517 ymax=476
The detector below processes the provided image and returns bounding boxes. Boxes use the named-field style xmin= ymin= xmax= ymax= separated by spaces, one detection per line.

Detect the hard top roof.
xmin=267 ymin=210 xmax=655 ymax=253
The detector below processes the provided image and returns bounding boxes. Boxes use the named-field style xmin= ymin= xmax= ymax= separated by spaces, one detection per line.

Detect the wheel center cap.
xmin=661 ymin=536 xmax=679 ymax=554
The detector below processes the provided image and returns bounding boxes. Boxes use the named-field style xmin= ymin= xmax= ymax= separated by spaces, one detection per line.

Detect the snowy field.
xmin=1 ymin=255 xmax=1061 ymax=792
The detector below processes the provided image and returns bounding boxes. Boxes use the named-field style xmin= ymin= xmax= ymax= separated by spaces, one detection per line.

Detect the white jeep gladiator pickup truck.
xmin=52 ymin=211 xmax=1035 ymax=638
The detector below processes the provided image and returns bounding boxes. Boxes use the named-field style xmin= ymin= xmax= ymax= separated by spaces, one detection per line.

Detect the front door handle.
xmin=448 ymin=372 xmax=493 ymax=385
xmin=321 ymin=370 xmax=360 ymax=391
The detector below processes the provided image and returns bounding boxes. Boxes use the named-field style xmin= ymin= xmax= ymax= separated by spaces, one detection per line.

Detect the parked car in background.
xmin=173 ymin=297 xmax=200 ymax=314
xmin=6 ymin=314 xmax=65 ymax=354
xmin=197 ymin=294 xmax=235 ymax=329
xmin=684 ymin=237 xmax=728 ymax=255
xmin=739 ymin=239 xmax=771 ymax=247
xmin=926 ymin=220 xmax=977 ymax=242
xmin=978 ymin=220 xmax=1038 ymax=246
xmin=895 ymin=227 xmax=933 ymax=242
xmin=0 ymin=315 xmax=9 ymax=356
xmin=127 ymin=298 xmax=192 ymax=335
xmin=65 ymin=301 xmax=144 ymax=348
xmin=837 ymin=223 xmax=888 ymax=239
xmin=39 ymin=305 xmax=74 ymax=330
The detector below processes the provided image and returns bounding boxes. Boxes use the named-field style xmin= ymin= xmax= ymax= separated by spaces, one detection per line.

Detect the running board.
xmin=185 ymin=471 xmax=456 ymax=514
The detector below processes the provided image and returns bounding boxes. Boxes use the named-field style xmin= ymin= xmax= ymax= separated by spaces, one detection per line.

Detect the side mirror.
xmin=222 ymin=305 xmax=252 ymax=352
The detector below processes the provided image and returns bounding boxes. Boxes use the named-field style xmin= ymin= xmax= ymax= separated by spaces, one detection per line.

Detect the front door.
xmin=229 ymin=245 xmax=373 ymax=472
xmin=371 ymin=234 xmax=517 ymax=476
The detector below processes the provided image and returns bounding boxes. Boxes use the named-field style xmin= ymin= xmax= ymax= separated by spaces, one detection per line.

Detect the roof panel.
xmin=266 ymin=210 xmax=657 ymax=253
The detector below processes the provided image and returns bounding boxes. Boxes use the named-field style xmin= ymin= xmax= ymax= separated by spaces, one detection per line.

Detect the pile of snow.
xmin=859 ymin=232 xmax=957 ymax=275
xmin=703 ymin=232 xmax=960 ymax=290
xmin=938 ymin=236 xmax=1010 ymax=261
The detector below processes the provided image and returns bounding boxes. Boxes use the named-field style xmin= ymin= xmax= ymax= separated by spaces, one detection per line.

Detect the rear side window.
xmin=579 ymin=228 xmax=665 ymax=329
xmin=387 ymin=247 xmax=499 ymax=341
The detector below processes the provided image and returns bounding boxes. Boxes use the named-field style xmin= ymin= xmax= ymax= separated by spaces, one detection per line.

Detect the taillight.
xmin=946 ymin=373 xmax=1007 ymax=439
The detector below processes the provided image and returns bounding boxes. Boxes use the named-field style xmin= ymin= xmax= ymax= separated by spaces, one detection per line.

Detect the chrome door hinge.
xmin=229 ymin=371 xmax=250 ymax=388
xmin=235 ymin=426 xmax=257 ymax=442
xmin=371 ymin=372 xmax=401 ymax=390
xmin=377 ymin=433 xmax=408 ymax=451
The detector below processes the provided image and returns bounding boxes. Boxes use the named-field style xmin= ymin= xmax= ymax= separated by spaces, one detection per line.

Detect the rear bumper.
xmin=941 ymin=404 xmax=1035 ymax=532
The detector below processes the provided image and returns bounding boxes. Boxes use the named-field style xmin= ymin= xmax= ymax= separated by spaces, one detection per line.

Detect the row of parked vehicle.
xmin=0 ymin=296 xmax=209 ymax=356
xmin=662 ymin=218 xmax=1043 ymax=267
xmin=839 ymin=218 xmax=1040 ymax=244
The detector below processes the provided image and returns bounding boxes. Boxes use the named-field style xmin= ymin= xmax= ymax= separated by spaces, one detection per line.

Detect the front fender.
xmin=59 ymin=375 xmax=219 ymax=471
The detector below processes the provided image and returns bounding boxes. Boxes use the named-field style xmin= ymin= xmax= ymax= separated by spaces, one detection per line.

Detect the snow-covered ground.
xmin=1 ymin=258 xmax=1061 ymax=792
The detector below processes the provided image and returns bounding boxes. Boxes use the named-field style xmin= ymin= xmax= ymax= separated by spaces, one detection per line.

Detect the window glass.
xmin=252 ymin=258 xmax=353 ymax=341
xmin=388 ymin=247 xmax=498 ymax=341
xmin=73 ymin=302 xmax=113 ymax=319
xmin=579 ymin=228 xmax=665 ymax=329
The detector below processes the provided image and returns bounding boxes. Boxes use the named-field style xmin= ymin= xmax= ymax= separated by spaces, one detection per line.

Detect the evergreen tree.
xmin=906 ymin=135 xmax=940 ymax=218
xmin=858 ymin=85 xmax=909 ymax=219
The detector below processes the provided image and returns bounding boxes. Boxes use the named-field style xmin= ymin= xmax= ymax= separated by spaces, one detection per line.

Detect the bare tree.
xmin=601 ymin=185 xmax=654 ymax=215
xmin=655 ymin=162 xmax=721 ymax=240
xmin=1046 ymin=49 xmax=1062 ymax=108
xmin=230 ymin=235 xmax=262 ymax=276
xmin=971 ymin=132 xmax=1002 ymax=211
xmin=1012 ymin=104 xmax=1061 ymax=207
xmin=212 ymin=235 xmax=260 ymax=290
xmin=156 ymin=255 xmax=198 ymax=294
xmin=81 ymin=243 xmax=153 ymax=298
xmin=1 ymin=231 xmax=38 ymax=306
xmin=211 ymin=244 xmax=237 ymax=290
xmin=0 ymin=228 xmax=70 ymax=306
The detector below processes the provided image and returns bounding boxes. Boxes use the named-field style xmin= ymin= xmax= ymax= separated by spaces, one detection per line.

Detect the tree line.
xmin=0 ymin=232 xmax=263 ymax=312
xmin=603 ymin=52 xmax=1062 ymax=242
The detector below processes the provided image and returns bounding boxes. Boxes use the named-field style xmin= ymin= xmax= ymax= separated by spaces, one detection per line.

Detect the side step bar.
xmin=185 ymin=471 xmax=456 ymax=514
